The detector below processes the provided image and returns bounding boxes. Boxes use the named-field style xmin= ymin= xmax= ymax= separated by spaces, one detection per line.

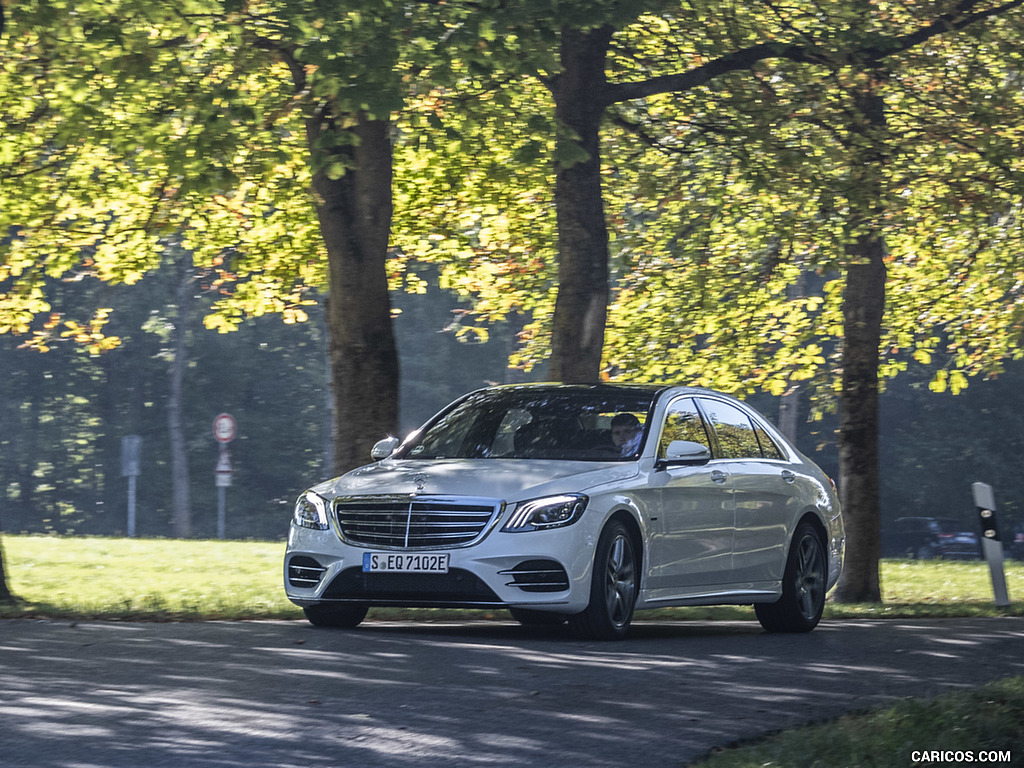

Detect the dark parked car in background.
xmin=1008 ymin=523 xmax=1024 ymax=561
xmin=887 ymin=517 xmax=981 ymax=560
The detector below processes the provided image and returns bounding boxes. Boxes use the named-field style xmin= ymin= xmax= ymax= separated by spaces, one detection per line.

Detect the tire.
xmin=303 ymin=603 xmax=369 ymax=628
xmin=509 ymin=607 xmax=569 ymax=626
xmin=569 ymin=520 xmax=639 ymax=641
xmin=755 ymin=521 xmax=826 ymax=633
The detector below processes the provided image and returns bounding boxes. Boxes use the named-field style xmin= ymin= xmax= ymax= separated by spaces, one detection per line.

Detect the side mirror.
xmin=656 ymin=440 xmax=712 ymax=469
xmin=371 ymin=436 xmax=400 ymax=461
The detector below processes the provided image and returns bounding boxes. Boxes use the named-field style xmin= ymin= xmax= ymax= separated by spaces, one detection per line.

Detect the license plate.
xmin=362 ymin=552 xmax=450 ymax=574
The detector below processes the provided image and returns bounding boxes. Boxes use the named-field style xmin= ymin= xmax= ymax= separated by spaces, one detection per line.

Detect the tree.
xmin=833 ymin=63 xmax=890 ymax=602
xmin=0 ymin=1 xmax=472 ymax=477
xmin=0 ymin=537 xmax=12 ymax=605
xmin=412 ymin=0 xmax=1022 ymax=601
xmin=587 ymin=2 xmax=1024 ymax=601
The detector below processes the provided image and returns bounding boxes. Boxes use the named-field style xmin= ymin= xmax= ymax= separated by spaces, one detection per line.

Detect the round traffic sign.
xmin=213 ymin=413 xmax=236 ymax=443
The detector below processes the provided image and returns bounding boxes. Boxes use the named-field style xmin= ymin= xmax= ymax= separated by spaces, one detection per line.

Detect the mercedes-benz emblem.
xmin=413 ymin=473 xmax=428 ymax=493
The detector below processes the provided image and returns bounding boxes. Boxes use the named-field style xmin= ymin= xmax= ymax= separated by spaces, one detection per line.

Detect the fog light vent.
xmin=501 ymin=559 xmax=569 ymax=593
xmin=288 ymin=556 xmax=327 ymax=589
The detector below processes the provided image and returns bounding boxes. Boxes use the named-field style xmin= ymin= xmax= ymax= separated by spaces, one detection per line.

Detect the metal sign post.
xmin=121 ymin=435 xmax=142 ymax=537
xmin=213 ymin=414 xmax=235 ymax=539
xmin=972 ymin=482 xmax=1010 ymax=608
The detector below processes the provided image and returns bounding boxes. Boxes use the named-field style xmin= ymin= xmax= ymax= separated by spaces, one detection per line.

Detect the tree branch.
xmin=605 ymin=42 xmax=830 ymax=105
xmin=865 ymin=0 xmax=1024 ymax=60
xmin=605 ymin=0 xmax=1024 ymax=105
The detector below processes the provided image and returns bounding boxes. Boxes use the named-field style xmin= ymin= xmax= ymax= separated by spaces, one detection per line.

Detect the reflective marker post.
xmin=213 ymin=414 xmax=236 ymax=540
xmin=972 ymin=482 xmax=1010 ymax=608
xmin=215 ymin=448 xmax=232 ymax=539
xmin=121 ymin=435 xmax=142 ymax=537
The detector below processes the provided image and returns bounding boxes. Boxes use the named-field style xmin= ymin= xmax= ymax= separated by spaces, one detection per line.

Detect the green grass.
xmin=824 ymin=557 xmax=1024 ymax=619
xmin=695 ymin=676 xmax=1024 ymax=767
xmin=0 ymin=535 xmax=300 ymax=620
xmin=1 ymin=533 xmax=1021 ymax=620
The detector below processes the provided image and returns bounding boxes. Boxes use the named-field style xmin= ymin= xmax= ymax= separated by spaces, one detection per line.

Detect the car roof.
xmin=476 ymin=382 xmax=724 ymax=399
xmin=482 ymin=382 xmax=667 ymax=393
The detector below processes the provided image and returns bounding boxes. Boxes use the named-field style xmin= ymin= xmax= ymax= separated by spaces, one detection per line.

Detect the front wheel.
xmin=303 ymin=603 xmax=369 ymax=628
xmin=569 ymin=520 xmax=639 ymax=641
xmin=755 ymin=521 xmax=826 ymax=633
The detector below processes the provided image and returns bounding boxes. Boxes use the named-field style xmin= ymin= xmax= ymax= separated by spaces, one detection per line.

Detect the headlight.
xmin=293 ymin=491 xmax=330 ymax=530
xmin=502 ymin=494 xmax=588 ymax=532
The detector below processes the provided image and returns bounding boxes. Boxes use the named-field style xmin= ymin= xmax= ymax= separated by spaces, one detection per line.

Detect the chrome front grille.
xmin=333 ymin=495 xmax=502 ymax=549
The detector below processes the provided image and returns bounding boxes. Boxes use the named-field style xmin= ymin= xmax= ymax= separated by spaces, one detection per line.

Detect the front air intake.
xmin=500 ymin=559 xmax=570 ymax=592
xmin=287 ymin=556 xmax=327 ymax=588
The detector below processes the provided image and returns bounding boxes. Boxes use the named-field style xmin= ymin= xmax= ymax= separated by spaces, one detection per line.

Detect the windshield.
xmin=396 ymin=387 xmax=658 ymax=461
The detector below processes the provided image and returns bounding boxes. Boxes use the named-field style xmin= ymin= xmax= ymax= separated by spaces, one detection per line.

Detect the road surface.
xmin=1 ymin=617 xmax=1022 ymax=767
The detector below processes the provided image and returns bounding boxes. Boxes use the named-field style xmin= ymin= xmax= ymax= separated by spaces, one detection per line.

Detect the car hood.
xmin=312 ymin=458 xmax=639 ymax=502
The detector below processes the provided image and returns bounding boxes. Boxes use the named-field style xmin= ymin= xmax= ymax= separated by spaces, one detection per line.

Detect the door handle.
xmin=710 ymin=470 xmax=728 ymax=485
xmin=781 ymin=470 xmax=796 ymax=483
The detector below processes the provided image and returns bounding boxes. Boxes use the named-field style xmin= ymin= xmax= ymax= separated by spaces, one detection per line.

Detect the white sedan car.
xmin=285 ymin=384 xmax=844 ymax=639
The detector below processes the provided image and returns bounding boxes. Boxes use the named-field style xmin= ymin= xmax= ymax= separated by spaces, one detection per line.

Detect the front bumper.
xmin=284 ymin=518 xmax=599 ymax=614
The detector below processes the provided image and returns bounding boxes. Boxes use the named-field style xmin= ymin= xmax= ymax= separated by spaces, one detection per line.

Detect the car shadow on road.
xmin=340 ymin=616 xmax=768 ymax=642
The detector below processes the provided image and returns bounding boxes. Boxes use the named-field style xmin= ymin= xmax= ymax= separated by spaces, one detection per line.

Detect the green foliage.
xmin=391 ymin=0 xmax=1024 ymax=392
xmin=0 ymin=0 xmax=476 ymax=341
xmin=392 ymin=44 xmax=560 ymax=368
xmin=6 ymin=0 xmax=1022 ymax=395
xmin=698 ymin=676 xmax=1024 ymax=768
xmin=597 ymin=3 xmax=1024 ymax=403
xmin=1 ymin=1 xmax=309 ymax=335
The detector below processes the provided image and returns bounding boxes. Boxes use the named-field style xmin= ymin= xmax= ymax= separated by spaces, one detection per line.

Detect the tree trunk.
xmin=308 ymin=113 xmax=400 ymax=475
xmin=548 ymin=26 xmax=614 ymax=383
xmin=0 ymin=533 xmax=13 ymax=605
xmin=321 ymin=302 xmax=336 ymax=475
xmin=0 ymin=345 xmax=12 ymax=602
xmin=834 ymin=83 xmax=888 ymax=604
xmin=834 ymin=234 xmax=886 ymax=602
xmin=168 ymin=249 xmax=192 ymax=538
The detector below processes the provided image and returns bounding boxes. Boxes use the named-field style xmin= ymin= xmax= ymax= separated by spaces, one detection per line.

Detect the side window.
xmin=752 ymin=421 xmax=785 ymax=460
xmin=657 ymin=398 xmax=711 ymax=458
xmin=698 ymin=399 xmax=762 ymax=459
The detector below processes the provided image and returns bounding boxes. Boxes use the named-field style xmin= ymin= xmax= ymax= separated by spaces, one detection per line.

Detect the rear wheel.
xmin=569 ymin=520 xmax=638 ymax=641
xmin=303 ymin=603 xmax=369 ymax=628
xmin=755 ymin=521 xmax=826 ymax=633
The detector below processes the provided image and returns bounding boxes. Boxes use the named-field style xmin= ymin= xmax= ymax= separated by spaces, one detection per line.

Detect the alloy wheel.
xmin=604 ymin=532 xmax=637 ymax=628
xmin=794 ymin=532 xmax=825 ymax=620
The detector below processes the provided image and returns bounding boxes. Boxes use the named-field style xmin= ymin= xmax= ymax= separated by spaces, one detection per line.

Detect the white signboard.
xmin=213 ymin=413 xmax=236 ymax=443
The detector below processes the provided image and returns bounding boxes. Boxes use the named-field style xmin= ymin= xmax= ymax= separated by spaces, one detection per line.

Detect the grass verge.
xmin=694 ymin=675 xmax=1024 ymax=767
xmin=0 ymin=533 xmax=1021 ymax=621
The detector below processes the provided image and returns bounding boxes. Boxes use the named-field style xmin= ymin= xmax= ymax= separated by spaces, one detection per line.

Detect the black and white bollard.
xmin=972 ymin=482 xmax=1010 ymax=608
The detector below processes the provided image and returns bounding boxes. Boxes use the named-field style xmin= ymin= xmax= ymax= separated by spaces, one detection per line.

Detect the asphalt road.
xmin=1 ymin=616 xmax=1023 ymax=768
